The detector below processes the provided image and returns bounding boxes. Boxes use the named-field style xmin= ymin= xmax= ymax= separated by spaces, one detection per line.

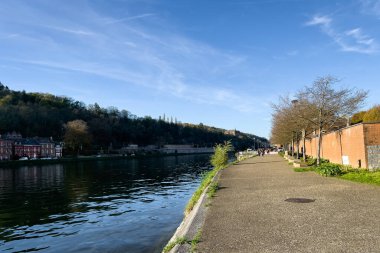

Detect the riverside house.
xmin=0 ymin=132 xmax=63 ymax=160
xmin=0 ymin=138 xmax=13 ymax=160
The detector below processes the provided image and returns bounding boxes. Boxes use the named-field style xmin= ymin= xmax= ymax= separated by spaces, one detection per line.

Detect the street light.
xmin=291 ymin=99 xmax=300 ymax=159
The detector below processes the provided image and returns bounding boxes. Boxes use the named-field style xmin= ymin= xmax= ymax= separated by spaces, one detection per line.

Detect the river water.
xmin=0 ymin=154 xmax=212 ymax=253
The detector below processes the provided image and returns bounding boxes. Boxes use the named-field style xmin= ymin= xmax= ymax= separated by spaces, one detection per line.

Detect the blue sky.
xmin=1 ymin=0 xmax=380 ymax=138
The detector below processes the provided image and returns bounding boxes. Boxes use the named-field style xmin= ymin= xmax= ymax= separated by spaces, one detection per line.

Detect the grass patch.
xmin=185 ymin=169 xmax=219 ymax=215
xmin=162 ymin=229 xmax=203 ymax=253
xmin=207 ymin=182 xmax=219 ymax=198
xmin=288 ymin=162 xmax=293 ymax=165
xmin=190 ymin=229 xmax=202 ymax=253
xmin=340 ymin=170 xmax=380 ymax=186
xmin=162 ymin=237 xmax=188 ymax=253
xmin=185 ymin=142 xmax=232 ymax=215
xmin=292 ymin=160 xmax=380 ymax=187
xmin=294 ymin=167 xmax=315 ymax=172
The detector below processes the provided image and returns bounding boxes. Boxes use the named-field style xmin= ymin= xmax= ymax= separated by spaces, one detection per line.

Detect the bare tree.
xmin=271 ymin=95 xmax=314 ymax=159
xmin=296 ymin=76 xmax=367 ymax=165
xmin=64 ymin=119 xmax=92 ymax=155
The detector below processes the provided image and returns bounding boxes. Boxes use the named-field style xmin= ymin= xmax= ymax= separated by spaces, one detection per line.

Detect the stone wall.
xmin=367 ymin=145 xmax=380 ymax=171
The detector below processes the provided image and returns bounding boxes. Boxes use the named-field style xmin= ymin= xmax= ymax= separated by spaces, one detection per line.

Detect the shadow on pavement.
xmin=236 ymin=161 xmax=285 ymax=165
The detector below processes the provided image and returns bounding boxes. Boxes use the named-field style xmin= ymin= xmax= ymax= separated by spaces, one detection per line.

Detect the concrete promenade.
xmin=198 ymin=155 xmax=380 ymax=253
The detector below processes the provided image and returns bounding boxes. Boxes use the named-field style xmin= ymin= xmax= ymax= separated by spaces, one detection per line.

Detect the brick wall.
xmin=302 ymin=123 xmax=380 ymax=169
xmin=364 ymin=123 xmax=380 ymax=170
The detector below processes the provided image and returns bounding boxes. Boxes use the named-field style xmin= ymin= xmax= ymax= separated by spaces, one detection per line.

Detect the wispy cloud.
xmin=104 ymin=13 xmax=156 ymax=25
xmin=305 ymin=15 xmax=332 ymax=26
xmin=305 ymin=14 xmax=379 ymax=54
xmin=0 ymin=1 xmax=261 ymax=114
xmin=45 ymin=26 xmax=96 ymax=36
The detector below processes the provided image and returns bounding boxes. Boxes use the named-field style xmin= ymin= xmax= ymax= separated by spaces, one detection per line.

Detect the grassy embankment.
xmin=290 ymin=156 xmax=380 ymax=186
xmin=185 ymin=149 xmax=255 ymax=214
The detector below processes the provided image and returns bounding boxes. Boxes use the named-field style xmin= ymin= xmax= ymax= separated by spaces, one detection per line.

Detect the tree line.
xmin=0 ymin=83 xmax=267 ymax=153
xmin=270 ymin=76 xmax=369 ymax=165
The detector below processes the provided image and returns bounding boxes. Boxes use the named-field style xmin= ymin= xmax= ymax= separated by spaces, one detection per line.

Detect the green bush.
xmin=317 ymin=163 xmax=342 ymax=177
xmin=306 ymin=157 xmax=317 ymax=166
xmin=363 ymin=105 xmax=380 ymax=123
xmin=278 ymin=151 xmax=285 ymax=157
xmin=210 ymin=141 xmax=232 ymax=170
xmin=306 ymin=157 xmax=329 ymax=166
xmin=185 ymin=141 xmax=232 ymax=215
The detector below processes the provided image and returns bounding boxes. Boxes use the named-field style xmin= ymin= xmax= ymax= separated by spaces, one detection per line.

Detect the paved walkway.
xmin=198 ymin=155 xmax=380 ymax=253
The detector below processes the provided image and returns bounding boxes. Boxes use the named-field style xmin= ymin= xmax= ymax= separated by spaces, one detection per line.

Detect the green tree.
xmin=351 ymin=111 xmax=366 ymax=124
xmin=363 ymin=105 xmax=380 ymax=123
xmin=64 ymin=120 xmax=92 ymax=155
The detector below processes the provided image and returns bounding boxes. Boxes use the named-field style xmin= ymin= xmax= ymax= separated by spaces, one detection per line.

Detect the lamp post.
xmin=291 ymin=99 xmax=299 ymax=158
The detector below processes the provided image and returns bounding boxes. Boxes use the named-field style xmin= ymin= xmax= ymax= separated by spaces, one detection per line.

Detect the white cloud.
xmin=104 ymin=13 xmax=156 ymax=25
xmin=0 ymin=1 xmax=261 ymax=114
xmin=305 ymin=15 xmax=332 ymax=26
xmin=305 ymin=14 xmax=378 ymax=54
xmin=45 ymin=26 xmax=96 ymax=36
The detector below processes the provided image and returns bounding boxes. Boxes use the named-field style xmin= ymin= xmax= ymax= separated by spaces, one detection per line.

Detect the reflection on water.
xmin=0 ymin=155 xmax=211 ymax=253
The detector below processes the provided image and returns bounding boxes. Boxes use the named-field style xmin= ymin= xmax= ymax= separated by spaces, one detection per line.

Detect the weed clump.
xmin=317 ymin=163 xmax=342 ymax=176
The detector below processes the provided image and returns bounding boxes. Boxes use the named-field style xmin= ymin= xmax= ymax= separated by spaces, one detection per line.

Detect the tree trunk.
xmin=296 ymin=132 xmax=299 ymax=159
xmin=302 ymin=129 xmax=306 ymax=161
xmin=291 ymin=132 xmax=294 ymax=157
xmin=316 ymin=125 xmax=322 ymax=165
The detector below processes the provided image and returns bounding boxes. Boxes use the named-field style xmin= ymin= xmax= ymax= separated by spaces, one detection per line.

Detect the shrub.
xmin=363 ymin=105 xmax=380 ymax=123
xmin=185 ymin=141 xmax=232 ymax=214
xmin=351 ymin=111 xmax=366 ymax=124
xmin=306 ymin=157 xmax=329 ymax=166
xmin=210 ymin=141 xmax=232 ymax=170
xmin=317 ymin=163 xmax=342 ymax=177
xmin=278 ymin=151 xmax=285 ymax=157
xmin=306 ymin=157 xmax=317 ymax=166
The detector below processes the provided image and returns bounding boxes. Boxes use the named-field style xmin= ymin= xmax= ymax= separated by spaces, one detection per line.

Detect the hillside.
xmin=0 ymin=82 xmax=267 ymax=152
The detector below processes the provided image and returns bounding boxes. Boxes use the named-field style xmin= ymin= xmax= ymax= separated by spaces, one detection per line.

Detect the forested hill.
xmin=0 ymin=83 xmax=267 ymax=150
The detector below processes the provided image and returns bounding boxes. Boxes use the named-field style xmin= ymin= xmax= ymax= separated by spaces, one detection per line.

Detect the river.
xmin=0 ymin=154 xmax=212 ymax=253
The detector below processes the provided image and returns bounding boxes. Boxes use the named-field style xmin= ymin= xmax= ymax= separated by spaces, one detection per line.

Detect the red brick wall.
xmin=302 ymin=123 xmax=380 ymax=168
xmin=364 ymin=123 xmax=380 ymax=146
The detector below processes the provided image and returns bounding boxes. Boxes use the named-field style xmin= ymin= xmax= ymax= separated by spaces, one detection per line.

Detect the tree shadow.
xmin=235 ymin=161 xmax=285 ymax=165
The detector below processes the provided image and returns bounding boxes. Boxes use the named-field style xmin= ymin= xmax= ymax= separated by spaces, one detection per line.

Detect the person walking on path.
xmin=197 ymin=155 xmax=380 ymax=253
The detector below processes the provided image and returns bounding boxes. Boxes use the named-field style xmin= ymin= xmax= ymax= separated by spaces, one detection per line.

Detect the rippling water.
xmin=0 ymin=154 xmax=212 ymax=253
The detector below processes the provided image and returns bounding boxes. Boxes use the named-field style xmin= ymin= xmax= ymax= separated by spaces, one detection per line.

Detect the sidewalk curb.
xmin=163 ymin=170 xmax=222 ymax=253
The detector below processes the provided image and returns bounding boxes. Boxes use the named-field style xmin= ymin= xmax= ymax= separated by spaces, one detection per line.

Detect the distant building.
xmin=0 ymin=132 xmax=63 ymax=160
xmin=120 ymin=144 xmax=139 ymax=154
xmin=0 ymin=139 xmax=13 ymax=160
xmin=224 ymin=129 xmax=240 ymax=136
xmin=161 ymin=144 xmax=213 ymax=154
xmin=55 ymin=143 xmax=63 ymax=158
xmin=34 ymin=137 xmax=56 ymax=158
xmin=4 ymin=131 xmax=22 ymax=139
xmin=14 ymin=139 xmax=41 ymax=158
